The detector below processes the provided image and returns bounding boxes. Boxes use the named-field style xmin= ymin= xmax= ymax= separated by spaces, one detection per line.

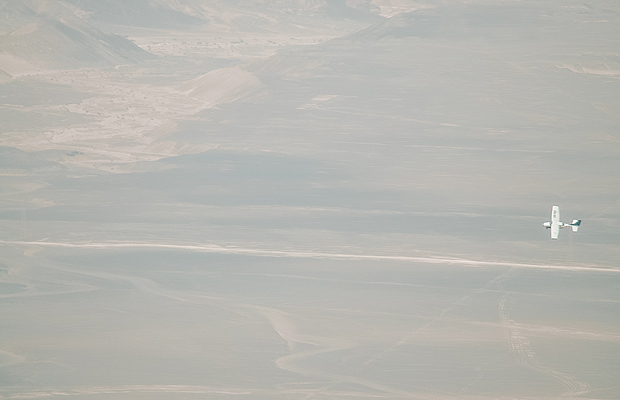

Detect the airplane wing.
xmin=551 ymin=206 xmax=560 ymax=239
xmin=551 ymin=223 xmax=559 ymax=239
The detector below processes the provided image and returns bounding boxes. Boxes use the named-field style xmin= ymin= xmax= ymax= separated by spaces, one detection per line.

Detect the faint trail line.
xmin=253 ymin=306 xmax=428 ymax=399
xmin=2 ymin=240 xmax=618 ymax=273
xmin=497 ymin=274 xmax=591 ymax=397
xmin=301 ymin=270 xmax=518 ymax=399
xmin=364 ymin=269 xmax=515 ymax=367
xmin=0 ymin=385 xmax=254 ymax=398
xmin=459 ymin=366 xmax=484 ymax=396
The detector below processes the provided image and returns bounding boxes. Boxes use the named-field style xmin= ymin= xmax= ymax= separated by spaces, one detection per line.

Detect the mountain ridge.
xmin=0 ymin=0 xmax=154 ymax=77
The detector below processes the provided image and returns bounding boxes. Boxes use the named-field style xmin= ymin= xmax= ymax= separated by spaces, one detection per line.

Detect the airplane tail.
xmin=571 ymin=220 xmax=581 ymax=232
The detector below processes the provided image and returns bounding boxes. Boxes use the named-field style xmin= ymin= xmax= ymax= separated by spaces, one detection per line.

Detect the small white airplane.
xmin=542 ymin=206 xmax=581 ymax=240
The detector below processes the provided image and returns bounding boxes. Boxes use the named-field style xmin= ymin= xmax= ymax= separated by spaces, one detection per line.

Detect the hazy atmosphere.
xmin=1 ymin=0 xmax=619 ymax=399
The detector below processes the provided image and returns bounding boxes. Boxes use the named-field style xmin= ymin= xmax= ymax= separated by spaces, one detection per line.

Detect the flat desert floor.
xmin=1 ymin=1 xmax=620 ymax=399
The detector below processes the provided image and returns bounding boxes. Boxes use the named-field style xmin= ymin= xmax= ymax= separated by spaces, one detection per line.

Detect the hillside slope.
xmin=0 ymin=0 xmax=153 ymax=77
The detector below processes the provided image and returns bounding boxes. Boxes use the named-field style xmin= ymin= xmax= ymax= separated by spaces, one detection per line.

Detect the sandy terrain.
xmin=1 ymin=1 xmax=620 ymax=399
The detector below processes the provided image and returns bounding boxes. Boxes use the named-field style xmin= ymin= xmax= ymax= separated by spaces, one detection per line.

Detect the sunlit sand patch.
xmin=556 ymin=63 xmax=620 ymax=78
xmin=0 ymin=348 xmax=26 ymax=367
xmin=371 ymin=0 xmax=435 ymax=18
xmin=0 ymin=53 xmax=40 ymax=77
xmin=178 ymin=66 xmax=264 ymax=108
xmin=0 ymin=66 xmax=244 ymax=170
xmin=28 ymin=197 xmax=54 ymax=207
xmin=130 ymin=32 xmax=344 ymax=59
xmin=297 ymin=94 xmax=339 ymax=109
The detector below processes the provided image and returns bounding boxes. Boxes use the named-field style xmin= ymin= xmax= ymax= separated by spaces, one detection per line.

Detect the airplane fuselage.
xmin=542 ymin=206 xmax=580 ymax=240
